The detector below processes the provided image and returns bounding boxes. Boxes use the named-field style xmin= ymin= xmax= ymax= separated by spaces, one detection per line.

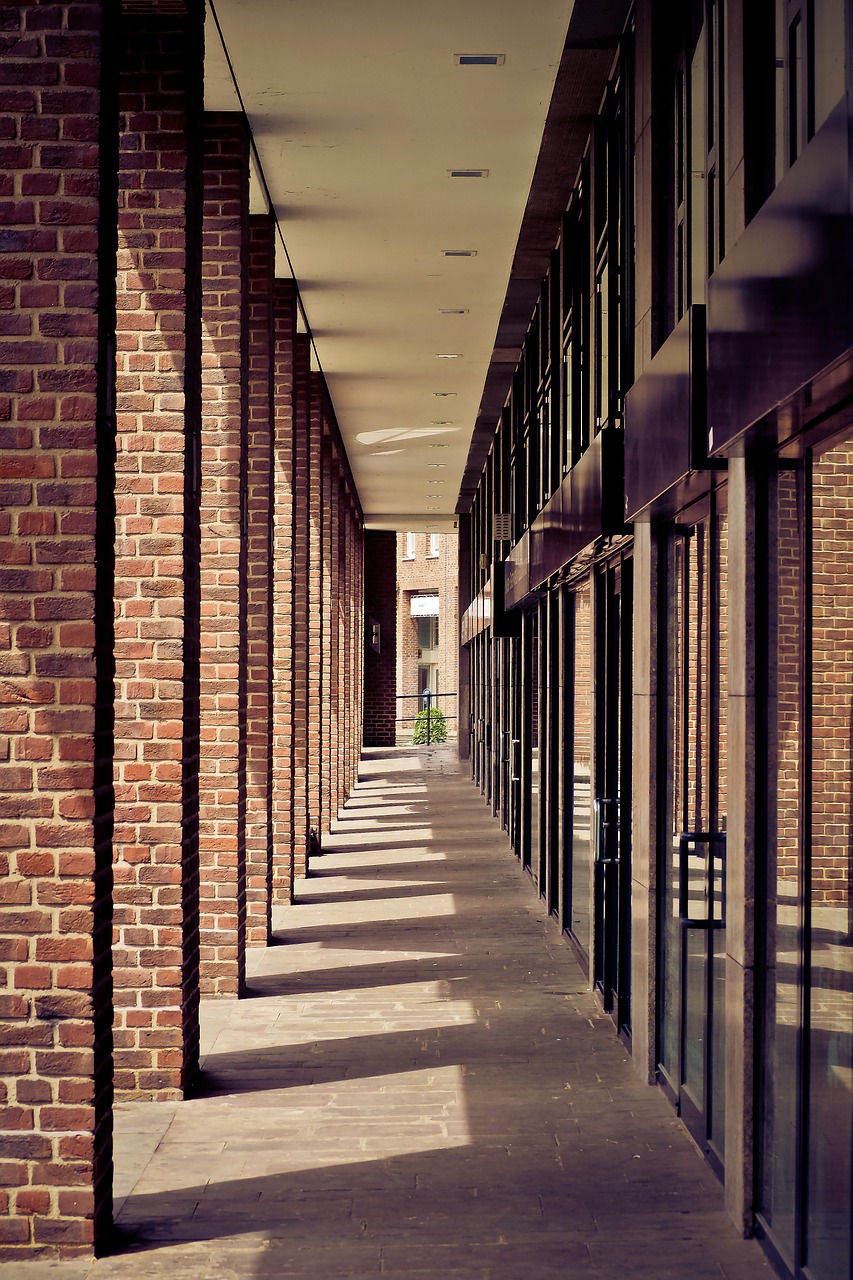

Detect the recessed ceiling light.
xmin=433 ymin=391 xmax=457 ymax=398
xmin=455 ymin=54 xmax=506 ymax=66
xmin=429 ymin=443 xmax=451 ymax=448
xmin=436 ymin=353 xmax=462 ymax=360
xmin=438 ymin=308 xmax=469 ymax=315
xmin=430 ymin=420 xmax=452 ymax=426
xmin=442 ymin=249 xmax=477 ymax=257
xmin=427 ymin=463 xmax=447 ymax=468
xmin=426 ymin=506 xmax=440 ymax=511
xmin=447 ymin=168 xmax=489 ymax=179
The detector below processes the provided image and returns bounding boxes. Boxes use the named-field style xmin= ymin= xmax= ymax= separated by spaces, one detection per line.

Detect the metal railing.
xmin=396 ymin=690 xmax=458 ymax=745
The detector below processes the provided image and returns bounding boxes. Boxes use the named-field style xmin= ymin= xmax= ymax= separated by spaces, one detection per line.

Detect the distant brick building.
xmin=396 ymin=532 xmax=458 ymax=743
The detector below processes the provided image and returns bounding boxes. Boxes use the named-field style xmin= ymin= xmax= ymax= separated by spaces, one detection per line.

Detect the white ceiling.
xmin=204 ymin=0 xmax=573 ymax=531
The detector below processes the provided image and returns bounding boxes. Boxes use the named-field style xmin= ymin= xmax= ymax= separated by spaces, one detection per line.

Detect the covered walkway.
xmin=7 ymin=748 xmax=772 ymax=1280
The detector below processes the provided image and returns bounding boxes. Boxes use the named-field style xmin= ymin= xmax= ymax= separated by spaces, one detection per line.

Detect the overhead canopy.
xmin=204 ymin=0 xmax=629 ymax=530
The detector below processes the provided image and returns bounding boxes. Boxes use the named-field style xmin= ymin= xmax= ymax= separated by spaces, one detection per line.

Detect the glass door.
xmin=523 ymin=608 xmax=541 ymax=878
xmin=758 ymin=437 xmax=853 ymax=1280
xmin=593 ymin=556 xmax=633 ymax=1033
xmin=569 ymin=579 xmax=594 ymax=958
xmin=508 ymin=635 xmax=523 ymax=857
xmin=659 ymin=488 xmax=728 ymax=1171
xmin=546 ymin=592 xmax=563 ymax=918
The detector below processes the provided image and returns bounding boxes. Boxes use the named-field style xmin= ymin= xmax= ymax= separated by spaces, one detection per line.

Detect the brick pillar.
xmin=320 ymin=438 xmax=335 ymax=832
xmin=245 ymin=215 xmax=274 ymax=946
xmin=272 ymin=282 xmax=296 ymax=901
xmin=346 ymin=501 xmax=361 ymax=793
xmin=113 ymin=1 xmax=203 ymax=1100
xmin=340 ymin=497 xmax=351 ymax=796
xmin=291 ymin=335 xmax=310 ymax=878
xmin=198 ymin=112 xmax=249 ymax=996
xmin=355 ymin=514 xmax=365 ymax=773
xmin=364 ymin=531 xmax=398 ymax=746
xmin=329 ymin=466 xmax=343 ymax=820
xmin=307 ymin=375 xmax=324 ymax=853
xmin=0 ymin=0 xmax=115 ymax=1256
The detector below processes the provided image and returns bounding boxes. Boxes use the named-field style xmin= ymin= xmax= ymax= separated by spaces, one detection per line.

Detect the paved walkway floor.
xmin=6 ymin=747 xmax=774 ymax=1280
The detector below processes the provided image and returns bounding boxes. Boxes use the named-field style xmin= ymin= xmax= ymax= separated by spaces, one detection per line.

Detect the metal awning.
xmin=410 ymin=594 xmax=439 ymax=618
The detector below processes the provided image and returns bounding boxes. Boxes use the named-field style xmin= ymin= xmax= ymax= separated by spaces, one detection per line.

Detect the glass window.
xmin=571 ymin=582 xmax=594 ymax=956
xmin=759 ymin=437 xmax=853 ymax=1280
xmin=404 ymin=531 xmax=416 ymax=558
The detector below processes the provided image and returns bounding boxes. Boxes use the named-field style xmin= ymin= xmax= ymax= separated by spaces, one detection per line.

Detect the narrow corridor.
xmin=10 ymin=748 xmax=773 ymax=1280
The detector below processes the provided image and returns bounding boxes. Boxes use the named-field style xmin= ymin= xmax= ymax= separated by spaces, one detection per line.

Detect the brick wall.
xmin=363 ymin=531 xmax=396 ymax=746
xmin=0 ymin=0 xmax=368 ymax=1258
xmin=112 ymin=2 xmax=203 ymax=1102
xmin=244 ymin=214 xmax=274 ymax=946
xmin=291 ymin=335 xmax=310 ymax=877
xmin=0 ymin=0 xmax=114 ymax=1257
xmin=329 ymin=468 xmax=343 ymax=818
xmin=811 ymin=443 xmax=853 ymax=903
xmin=395 ymin=531 xmax=458 ymax=743
xmin=307 ymin=374 xmax=323 ymax=849
xmin=320 ymin=437 xmax=334 ymax=831
xmin=271 ymin=282 xmax=296 ymax=901
xmin=198 ymin=112 xmax=249 ymax=996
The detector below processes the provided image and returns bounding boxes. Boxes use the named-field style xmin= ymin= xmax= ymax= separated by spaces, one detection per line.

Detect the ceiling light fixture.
xmin=448 ymin=168 xmax=489 ymax=178
xmin=442 ymin=249 xmax=477 ymax=257
xmin=455 ymin=54 xmax=506 ymax=66
xmin=427 ymin=463 xmax=447 ymax=468
xmin=429 ymin=443 xmax=451 ymax=448
xmin=430 ymin=421 xmax=452 ymax=426
xmin=438 ymin=308 xmax=469 ymax=315
xmin=435 ymin=353 xmax=462 ymax=360
xmin=433 ymin=391 xmax=456 ymax=397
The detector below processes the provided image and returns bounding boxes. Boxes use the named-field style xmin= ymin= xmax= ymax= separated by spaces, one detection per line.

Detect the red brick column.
xmin=113 ymin=2 xmax=203 ymax=1099
xmin=245 ymin=214 xmax=275 ymax=946
xmin=198 ymin=112 xmax=249 ymax=996
xmin=0 ymin=0 xmax=115 ymax=1256
xmin=329 ymin=466 xmax=343 ymax=820
xmin=363 ymin=531 xmax=398 ymax=746
xmin=355 ymin=512 xmax=365 ymax=775
xmin=272 ymin=282 xmax=296 ymax=901
xmin=320 ymin=438 xmax=335 ymax=832
xmin=307 ymin=374 xmax=324 ymax=852
xmin=291 ymin=335 xmax=310 ymax=877
xmin=349 ymin=500 xmax=360 ymax=795
xmin=340 ymin=495 xmax=351 ymax=799
xmin=345 ymin=500 xmax=358 ymax=794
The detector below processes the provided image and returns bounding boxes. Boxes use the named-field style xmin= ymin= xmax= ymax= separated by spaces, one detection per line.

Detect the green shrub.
xmin=413 ymin=707 xmax=447 ymax=745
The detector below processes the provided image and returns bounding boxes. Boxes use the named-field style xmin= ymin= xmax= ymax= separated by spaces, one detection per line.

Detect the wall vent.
xmin=455 ymin=54 xmax=506 ymax=66
xmin=493 ymin=513 xmax=512 ymax=541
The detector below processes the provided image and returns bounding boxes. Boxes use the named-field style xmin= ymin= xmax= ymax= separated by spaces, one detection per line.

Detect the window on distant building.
xmin=427 ymin=533 xmax=440 ymax=557
xmin=403 ymin=531 xmax=417 ymax=559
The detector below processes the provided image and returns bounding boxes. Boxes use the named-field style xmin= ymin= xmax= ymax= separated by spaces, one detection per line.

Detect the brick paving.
xmin=6 ymin=747 xmax=774 ymax=1279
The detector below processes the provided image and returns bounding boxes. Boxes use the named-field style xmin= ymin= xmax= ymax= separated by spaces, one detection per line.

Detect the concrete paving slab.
xmin=1 ymin=747 xmax=774 ymax=1279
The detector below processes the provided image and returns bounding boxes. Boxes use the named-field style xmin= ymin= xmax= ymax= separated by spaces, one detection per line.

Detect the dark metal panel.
xmin=504 ymin=531 xmax=531 ymax=610
xmin=707 ymin=89 xmax=853 ymax=457
xmin=623 ymin=306 xmax=707 ymax=521
xmin=461 ymin=564 xmax=523 ymax=643
xmin=502 ymin=427 xmax=624 ymax=608
xmin=492 ymin=562 xmax=522 ymax=638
